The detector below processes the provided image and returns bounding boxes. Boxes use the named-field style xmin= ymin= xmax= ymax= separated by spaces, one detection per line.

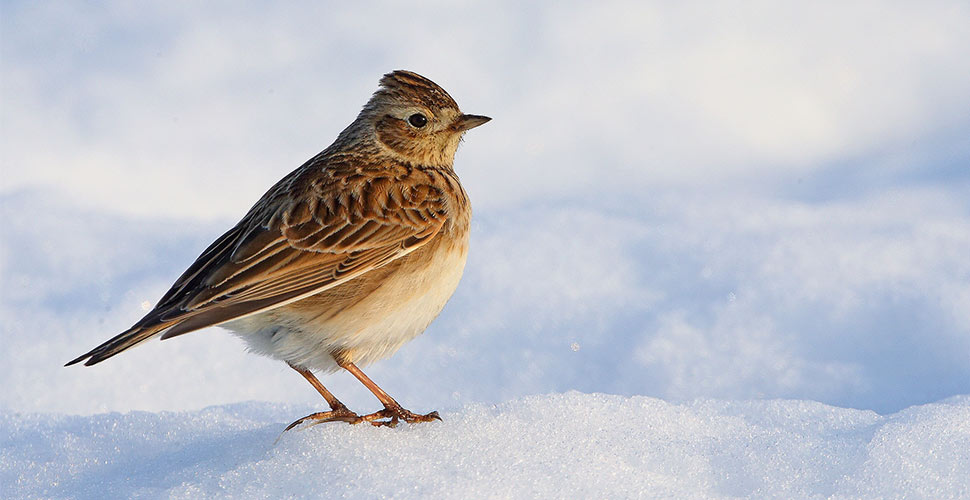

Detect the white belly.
xmin=221 ymin=240 xmax=468 ymax=372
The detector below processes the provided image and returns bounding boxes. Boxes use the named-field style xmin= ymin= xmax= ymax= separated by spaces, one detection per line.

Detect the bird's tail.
xmin=65 ymin=321 xmax=172 ymax=367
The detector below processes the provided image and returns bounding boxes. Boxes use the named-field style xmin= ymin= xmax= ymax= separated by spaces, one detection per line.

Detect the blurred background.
xmin=2 ymin=1 xmax=968 ymax=416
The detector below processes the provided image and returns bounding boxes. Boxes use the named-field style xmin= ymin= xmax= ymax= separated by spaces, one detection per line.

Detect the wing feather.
xmin=149 ymin=165 xmax=448 ymax=336
xmin=67 ymin=161 xmax=457 ymax=365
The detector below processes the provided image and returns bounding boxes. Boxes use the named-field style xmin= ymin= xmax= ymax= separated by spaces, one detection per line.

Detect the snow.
xmin=4 ymin=191 xmax=967 ymax=417
xmin=4 ymin=394 xmax=968 ymax=499
xmin=3 ymin=1 xmax=970 ymax=498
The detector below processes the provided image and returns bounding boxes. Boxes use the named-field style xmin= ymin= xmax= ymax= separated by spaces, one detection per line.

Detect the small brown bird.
xmin=67 ymin=70 xmax=489 ymax=429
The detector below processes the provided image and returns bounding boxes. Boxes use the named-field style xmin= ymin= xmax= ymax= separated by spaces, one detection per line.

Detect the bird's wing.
xmin=68 ymin=163 xmax=451 ymax=365
xmin=159 ymin=165 xmax=450 ymax=331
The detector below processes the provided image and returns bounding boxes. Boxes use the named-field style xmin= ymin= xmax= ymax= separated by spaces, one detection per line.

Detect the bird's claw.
xmin=358 ymin=407 xmax=441 ymax=427
xmin=283 ymin=409 xmax=364 ymax=432
xmin=282 ymin=407 xmax=441 ymax=434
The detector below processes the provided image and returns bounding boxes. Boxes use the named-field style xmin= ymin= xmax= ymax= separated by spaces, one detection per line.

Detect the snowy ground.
xmin=3 ymin=1 xmax=970 ymax=498
xmin=3 ymin=189 xmax=968 ymax=417
xmin=4 ymin=394 xmax=969 ymax=499
xmin=3 ymin=187 xmax=969 ymax=498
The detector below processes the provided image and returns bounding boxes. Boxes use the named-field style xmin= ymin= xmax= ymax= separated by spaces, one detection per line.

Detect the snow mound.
xmin=3 ymin=393 xmax=968 ymax=499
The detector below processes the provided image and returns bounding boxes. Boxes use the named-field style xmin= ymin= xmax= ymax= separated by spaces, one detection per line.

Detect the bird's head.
xmin=358 ymin=70 xmax=490 ymax=168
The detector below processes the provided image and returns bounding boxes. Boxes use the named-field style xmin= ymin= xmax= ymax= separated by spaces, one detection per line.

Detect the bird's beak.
xmin=454 ymin=114 xmax=491 ymax=131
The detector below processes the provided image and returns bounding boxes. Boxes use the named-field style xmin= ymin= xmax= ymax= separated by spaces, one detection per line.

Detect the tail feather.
xmin=65 ymin=322 xmax=171 ymax=366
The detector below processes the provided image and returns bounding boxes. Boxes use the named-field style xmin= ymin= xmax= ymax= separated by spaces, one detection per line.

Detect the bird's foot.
xmin=358 ymin=406 xmax=441 ymax=428
xmin=281 ymin=403 xmax=440 ymax=433
xmin=283 ymin=407 xmax=363 ymax=432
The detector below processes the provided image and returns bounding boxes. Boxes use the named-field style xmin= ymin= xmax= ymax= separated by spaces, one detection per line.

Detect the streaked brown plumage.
xmin=67 ymin=70 xmax=490 ymax=428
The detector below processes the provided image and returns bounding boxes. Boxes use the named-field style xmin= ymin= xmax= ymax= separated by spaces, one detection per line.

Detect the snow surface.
xmin=4 ymin=394 xmax=969 ymax=499
xmin=3 ymin=190 xmax=968 ymax=417
xmin=3 ymin=1 xmax=970 ymax=498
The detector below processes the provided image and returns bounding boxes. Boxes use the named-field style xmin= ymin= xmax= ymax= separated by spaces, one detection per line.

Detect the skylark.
xmin=67 ymin=70 xmax=490 ymax=429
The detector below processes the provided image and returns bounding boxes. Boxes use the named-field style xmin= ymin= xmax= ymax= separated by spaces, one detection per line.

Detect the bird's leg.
xmin=290 ymin=362 xmax=351 ymax=412
xmin=339 ymin=360 xmax=441 ymax=427
xmin=284 ymin=362 xmax=363 ymax=430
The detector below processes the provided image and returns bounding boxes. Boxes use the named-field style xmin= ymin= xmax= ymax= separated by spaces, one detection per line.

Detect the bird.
xmin=67 ymin=70 xmax=490 ymax=429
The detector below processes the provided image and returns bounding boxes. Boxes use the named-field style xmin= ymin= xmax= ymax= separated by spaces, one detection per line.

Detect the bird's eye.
xmin=407 ymin=113 xmax=428 ymax=128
